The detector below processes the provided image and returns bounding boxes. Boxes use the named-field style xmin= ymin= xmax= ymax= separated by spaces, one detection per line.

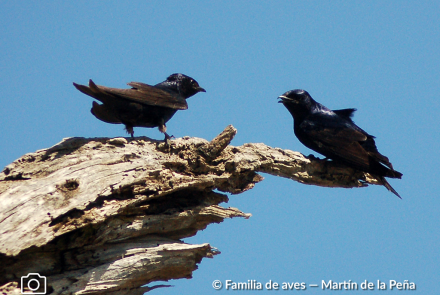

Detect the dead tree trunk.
xmin=0 ymin=125 xmax=378 ymax=294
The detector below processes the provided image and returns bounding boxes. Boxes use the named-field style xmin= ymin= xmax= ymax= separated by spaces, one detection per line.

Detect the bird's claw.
xmin=163 ymin=133 xmax=174 ymax=141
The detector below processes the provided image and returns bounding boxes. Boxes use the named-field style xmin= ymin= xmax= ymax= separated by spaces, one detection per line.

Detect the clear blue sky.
xmin=1 ymin=1 xmax=439 ymax=294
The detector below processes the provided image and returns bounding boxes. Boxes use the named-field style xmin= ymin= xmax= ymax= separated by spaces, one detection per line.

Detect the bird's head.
xmin=278 ymin=89 xmax=315 ymax=119
xmin=167 ymin=73 xmax=206 ymax=98
xmin=278 ymin=89 xmax=312 ymax=104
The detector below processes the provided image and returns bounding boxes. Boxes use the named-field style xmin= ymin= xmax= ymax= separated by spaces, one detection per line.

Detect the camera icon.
xmin=21 ymin=273 xmax=47 ymax=294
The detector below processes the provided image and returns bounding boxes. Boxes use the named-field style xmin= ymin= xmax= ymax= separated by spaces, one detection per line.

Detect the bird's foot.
xmin=163 ymin=133 xmax=175 ymax=145
xmin=164 ymin=133 xmax=175 ymax=140
xmin=308 ymin=154 xmax=319 ymax=160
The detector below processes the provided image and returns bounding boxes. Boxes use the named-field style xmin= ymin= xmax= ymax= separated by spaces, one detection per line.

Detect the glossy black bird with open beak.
xmin=278 ymin=89 xmax=402 ymax=198
xmin=73 ymin=73 xmax=205 ymax=140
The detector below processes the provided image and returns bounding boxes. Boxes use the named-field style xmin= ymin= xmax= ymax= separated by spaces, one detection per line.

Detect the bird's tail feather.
xmin=73 ymin=80 xmax=107 ymax=103
xmin=380 ymin=176 xmax=401 ymax=199
xmin=73 ymin=81 xmax=94 ymax=96
xmin=385 ymin=168 xmax=403 ymax=179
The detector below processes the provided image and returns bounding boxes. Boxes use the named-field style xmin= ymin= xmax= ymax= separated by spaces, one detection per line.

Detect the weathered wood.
xmin=0 ymin=125 xmax=378 ymax=294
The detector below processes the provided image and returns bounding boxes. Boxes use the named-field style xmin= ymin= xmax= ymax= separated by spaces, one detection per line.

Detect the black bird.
xmin=73 ymin=73 xmax=206 ymax=140
xmin=278 ymin=89 xmax=402 ymax=198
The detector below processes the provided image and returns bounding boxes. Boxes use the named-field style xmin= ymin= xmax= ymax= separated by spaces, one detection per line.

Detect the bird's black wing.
xmin=74 ymin=80 xmax=188 ymax=110
xmin=126 ymin=82 xmax=188 ymax=110
xmin=299 ymin=114 xmax=401 ymax=178
xmin=299 ymin=116 xmax=372 ymax=171
xmin=75 ymin=80 xmax=188 ymax=110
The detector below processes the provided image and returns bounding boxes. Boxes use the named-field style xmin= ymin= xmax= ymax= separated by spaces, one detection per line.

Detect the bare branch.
xmin=0 ymin=125 xmax=376 ymax=293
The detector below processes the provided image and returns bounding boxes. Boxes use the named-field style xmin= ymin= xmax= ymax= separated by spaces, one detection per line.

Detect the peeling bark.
xmin=0 ymin=125 xmax=378 ymax=294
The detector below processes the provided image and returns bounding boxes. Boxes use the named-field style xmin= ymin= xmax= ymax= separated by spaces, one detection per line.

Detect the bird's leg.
xmin=159 ymin=123 xmax=174 ymax=142
xmin=125 ymin=125 xmax=134 ymax=138
xmin=164 ymin=132 xmax=172 ymax=141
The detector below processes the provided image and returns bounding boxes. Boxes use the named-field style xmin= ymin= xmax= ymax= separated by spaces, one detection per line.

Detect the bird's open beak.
xmin=278 ymin=95 xmax=288 ymax=103
xmin=278 ymin=95 xmax=298 ymax=104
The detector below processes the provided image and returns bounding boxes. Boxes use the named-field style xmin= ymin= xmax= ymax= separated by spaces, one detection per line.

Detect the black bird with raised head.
xmin=73 ymin=73 xmax=206 ymax=140
xmin=278 ymin=89 xmax=402 ymax=198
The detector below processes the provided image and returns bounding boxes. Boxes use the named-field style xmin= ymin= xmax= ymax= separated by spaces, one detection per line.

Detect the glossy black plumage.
xmin=278 ymin=89 xmax=402 ymax=198
xmin=73 ymin=73 xmax=205 ymax=139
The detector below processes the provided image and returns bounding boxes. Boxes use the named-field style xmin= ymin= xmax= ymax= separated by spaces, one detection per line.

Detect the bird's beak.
xmin=278 ymin=95 xmax=288 ymax=103
xmin=278 ymin=95 xmax=298 ymax=104
xmin=198 ymin=87 xmax=206 ymax=93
